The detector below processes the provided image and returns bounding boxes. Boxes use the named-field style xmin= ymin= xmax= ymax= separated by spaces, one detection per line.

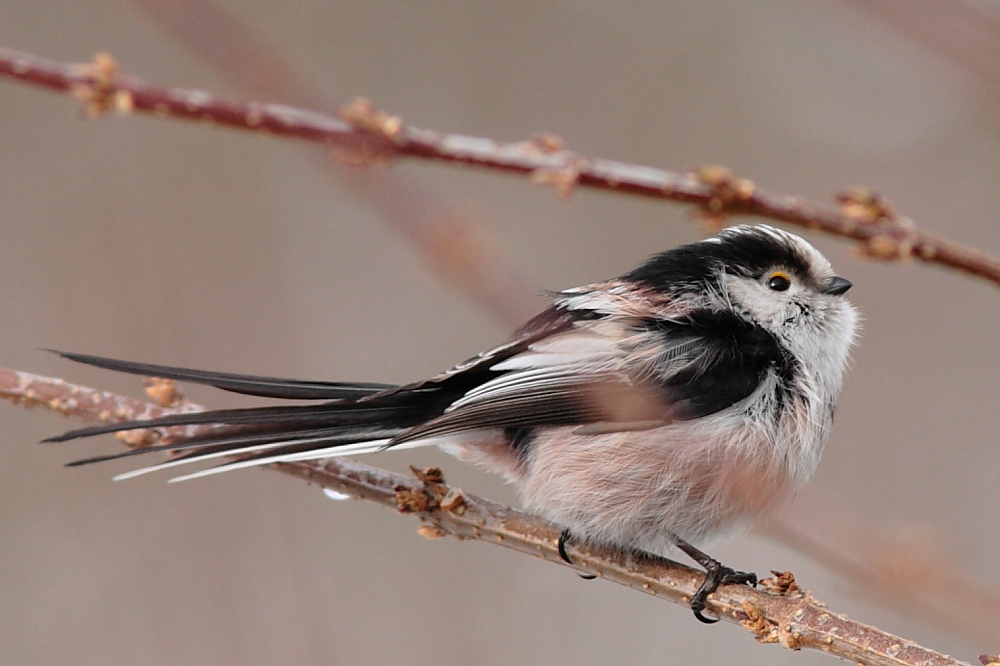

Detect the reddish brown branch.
xmin=0 ymin=47 xmax=540 ymax=326
xmin=2 ymin=47 xmax=998 ymax=288
xmin=0 ymin=366 xmax=972 ymax=666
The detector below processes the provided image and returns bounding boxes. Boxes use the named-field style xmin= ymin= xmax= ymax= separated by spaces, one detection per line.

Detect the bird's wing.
xmin=393 ymin=306 xmax=791 ymax=443
xmin=391 ymin=320 xmax=672 ymax=443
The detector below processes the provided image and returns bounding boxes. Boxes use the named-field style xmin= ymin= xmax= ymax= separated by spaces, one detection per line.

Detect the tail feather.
xmin=49 ymin=350 xmax=396 ymax=400
xmin=112 ymin=440 xmax=307 ymax=481
xmin=49 ymin=352 xmax=460 ymax=480
xmin=164 ymin=437 xmax=430 ymax=483
xmin=45 ymin=402 xmax=426 ymax=443
xmin=115 ymin=434 xmax=401 ymax=482
xmin=64 ymin=425 xmax=409 ymax=468
xmin=48 ymin=308 xmax=590 ymax=480
xmin=114 ymin=432 xmax=410 ymax=482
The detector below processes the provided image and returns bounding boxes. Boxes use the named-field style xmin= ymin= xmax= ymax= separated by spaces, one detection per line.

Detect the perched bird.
xmin=47 ymin=224 xmax=858 ymax=622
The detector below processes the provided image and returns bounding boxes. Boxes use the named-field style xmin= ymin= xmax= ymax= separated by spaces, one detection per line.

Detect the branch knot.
xmin=70 ymin=52 xmax=133 ymax=119
xmin=394 ymin=465 xmax=449 ymax=513
xmin=340 ymin=97 xmax=404 ymax=141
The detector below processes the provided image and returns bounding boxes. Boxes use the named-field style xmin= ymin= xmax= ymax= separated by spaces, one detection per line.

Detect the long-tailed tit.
xmin=47 ymin=224 xmax=859 ymax=622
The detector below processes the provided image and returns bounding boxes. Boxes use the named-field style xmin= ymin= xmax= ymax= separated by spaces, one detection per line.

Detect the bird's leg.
xmin=557 ymin=528 xmax=597 ymax=580
xmin=671 ymin=536 xmax=757 ymax=624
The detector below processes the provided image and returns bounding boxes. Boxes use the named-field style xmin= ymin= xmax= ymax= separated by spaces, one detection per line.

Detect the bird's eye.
xmin=767 ymin=272 xmax=791 ymax=292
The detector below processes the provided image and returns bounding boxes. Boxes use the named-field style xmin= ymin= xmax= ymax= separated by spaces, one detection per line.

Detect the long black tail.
xmin=44 ymin=352 xmax=462 ymax=481
xmin=49 ymin=351 xmax=396 ymax=400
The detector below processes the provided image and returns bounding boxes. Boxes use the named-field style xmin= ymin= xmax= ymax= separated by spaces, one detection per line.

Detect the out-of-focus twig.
xmin=127 ymin=0 xmax=315 ymax=105
xmin=125 ymin=0 xmax=541 ymax=327
xmin=843 ymin=0 xmax=1000 ymax=95
xmin=0 ymin=365 xmax=973 ymax=666
xmin=42 ymin=0 xmax=538 ymax=327
xmin=2 ymin=47 xmax=998 ymax=289
xmin=770 ymin=492 xmax=1000 ymax=646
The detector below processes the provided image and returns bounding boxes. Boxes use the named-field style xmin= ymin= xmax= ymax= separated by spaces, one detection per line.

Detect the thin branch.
xmin=0 ymin=366 xmax=973 ymax=666
xmin=3 ymin=40 xmax=539 ymax=327
xmin=2 ymin=47 xmax=999 ymax=288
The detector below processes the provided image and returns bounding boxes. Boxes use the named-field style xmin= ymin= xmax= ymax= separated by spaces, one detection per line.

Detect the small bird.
xmin=47 ymin=224 xmax=858 ymax=622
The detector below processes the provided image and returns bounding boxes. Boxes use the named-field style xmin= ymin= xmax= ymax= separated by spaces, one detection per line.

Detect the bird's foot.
xmin=672 ymin=535 xmax=757 ymax=623
xmin=688 ymin=562 xmax=757 ymax=623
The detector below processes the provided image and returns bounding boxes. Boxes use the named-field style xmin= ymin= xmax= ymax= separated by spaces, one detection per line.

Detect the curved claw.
xmin=558 ymin=528 xmax=598 ymax=580
xmin=693 ymin=609 xmax=720 ymax=624
xmin=557 ymin=528 xmax=573 ymax=565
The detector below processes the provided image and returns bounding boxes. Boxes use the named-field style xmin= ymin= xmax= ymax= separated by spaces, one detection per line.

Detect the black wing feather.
xmin=391 ymin=387 xmax=595 ymax=444
xmin=650 ymin=309 xmax=794 ymax=420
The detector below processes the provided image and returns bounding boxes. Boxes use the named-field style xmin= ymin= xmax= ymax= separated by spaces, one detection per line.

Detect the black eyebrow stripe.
xmin=626 ymin=229 xmax=811 ymax=291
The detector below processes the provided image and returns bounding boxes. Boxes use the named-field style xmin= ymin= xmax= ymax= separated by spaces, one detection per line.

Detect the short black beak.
xmin=822 ymin=276 xmax=853 ymax=296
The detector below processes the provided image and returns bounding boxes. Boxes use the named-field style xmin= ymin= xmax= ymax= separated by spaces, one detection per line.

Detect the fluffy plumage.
xmin=49 ymin=224 xmax=859 ymax=561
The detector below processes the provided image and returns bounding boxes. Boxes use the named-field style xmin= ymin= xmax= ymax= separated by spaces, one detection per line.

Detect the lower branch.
xmin=0 ymin=365 xmax=973 ymax=666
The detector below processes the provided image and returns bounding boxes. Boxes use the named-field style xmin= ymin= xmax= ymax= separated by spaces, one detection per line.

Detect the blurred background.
xmin=3 ymin=1 xmax=1000 ymax=664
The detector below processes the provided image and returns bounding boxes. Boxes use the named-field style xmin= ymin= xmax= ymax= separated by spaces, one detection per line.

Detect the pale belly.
xmin=448 ymin=419 xmax=806 ymax=555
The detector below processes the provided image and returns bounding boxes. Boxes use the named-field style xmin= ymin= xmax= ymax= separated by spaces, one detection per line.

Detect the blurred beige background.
xmin=3 ymin=1 xmax=1000 ymax=664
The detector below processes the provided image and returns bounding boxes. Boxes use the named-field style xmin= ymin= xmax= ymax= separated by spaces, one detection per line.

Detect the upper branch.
xmin=2 ymin=46 xmax=999 ymax=288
